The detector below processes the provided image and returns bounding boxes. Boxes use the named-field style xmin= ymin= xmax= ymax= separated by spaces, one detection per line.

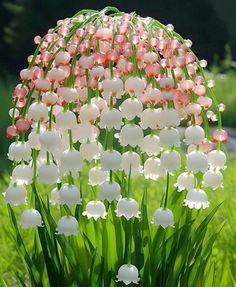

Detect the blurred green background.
xmin=0 ymin=0 xmax=236 ymax=286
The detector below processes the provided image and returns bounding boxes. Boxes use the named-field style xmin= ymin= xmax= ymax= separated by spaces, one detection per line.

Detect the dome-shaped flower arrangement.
xmin=5 ymin=7 xmax=227 ymax=286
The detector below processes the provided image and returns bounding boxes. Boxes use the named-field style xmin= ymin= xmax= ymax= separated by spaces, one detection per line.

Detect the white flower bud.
xmin=28 ymin=102 xmax=48 ymax=122
xmin=119 ymin=124 xmax=144 ymax=147
xmin=121 ymin=151 xmax=142 ymax=176
xmin=100 ymin=108 xmax=123 ymax=130
xmin=145 ymin=87 xmax=161 ymax=103
xmin=42 ymin=91 xmax=58 ymax=106
xmin=156 ymin=109 xmax=180 ymax=128
xmin=39 ymin=130 xmax=62 ymax=152
xmin=144 ymin=157 xmax=165 ymax=180
xmin=88 ymin=166 xmax=109 ymax=186
xmin=59 ymin=148 xmax=83 ymax=177
xmin=79 ymin=103 xmax=100 ymax=123
xmin=101 ymin=150 xmax=121 ymax=171
xmin=120 ymin=98 xmax=143 ymax=120
xmin=91 ymin=97 xmax=107 ymax=112
xmin=184 ymin=188 xmax=209 ymax=209
xmin=102 ymin=78 xmax=124 ymax=99
xmin=116 ymin=198 xmax=140 ymax=220
xmin=184 ymin=125 xmax=205 ymax=145
xmin=38 ymin=163 xmax=59 ymax=184
xmin=174 ymin=172 xmax=195 ymax=191
xmin=8 ymin=141 xmax=32 ymax=163
xmin=75 ymin=123 xmax=98 ymax=143
xmin=140 ymin=135 xmax=161 ymax=156
xmin=186 ymin=150 xmax=208 ymax=174
xmin=4 ymin=184 xmax=27 ymax=205
xmin=203 ymin=170 xmax=223 ymax=190
xmin=56 ymin=216 xmax=78 ymax=236
xmin=56 ymin=111 xmax=77 ymax=130
xmin=19 ymin=209 xmax=43 ymax=228
xmin=160 ymin=150 xmax=181 ymax=172
xmin=28 ymin=131 xmax=41 ymax=150
xmin=140 ymin=108 xmax=159 ymax=129
xmin=57 ymin=87 xmax=78 ymax=103
xmin=50 ymin=187 xmax=60 ymax=205
xmin=82 ymin=200 xmax=107 ymax=220
xmin=151 ymin=208 xmax=174 ymax=228
xmin=207 ymin=150 xmax=226 ymax=170
xmin=59 ymin=184 xmax=82 ymax=206
xmin=80 ymin=141 xmax=102 ymax=161
xmin=159 ymin=127 xmax=180 ymax=147
xmin=116 ymin=264 xmax=140 ymax=285
xmin=11 ymin=164 xmax=33 ymax=185
xmin=99 ymin=181 xmax=121 ymax=202
xmin=125 ymin=76 xmax=145 ymax=96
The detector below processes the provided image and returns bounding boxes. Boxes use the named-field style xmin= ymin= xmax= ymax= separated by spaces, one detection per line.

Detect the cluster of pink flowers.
xmin=5 ymin=9 xmax=227 ymax=285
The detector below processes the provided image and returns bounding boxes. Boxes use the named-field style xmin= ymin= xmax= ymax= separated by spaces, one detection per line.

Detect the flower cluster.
xmin=5 ymin=9 xmax=227 ymax=285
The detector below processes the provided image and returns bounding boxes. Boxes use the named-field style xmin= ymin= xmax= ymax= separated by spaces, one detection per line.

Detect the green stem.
xmin=164 ymin=172 xmax=170 ymax=209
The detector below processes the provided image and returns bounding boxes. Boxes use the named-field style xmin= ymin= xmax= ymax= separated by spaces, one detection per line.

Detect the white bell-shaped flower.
xmin=101 ymin=150 xmax=121 ymax=171
xmin=59 ymin=184 xmax=82 ymax=206
xmin=19 ymin=209 xmax=43 ymax=228
xmin=11 ymin=164 xmax=33 ymax=185
xmin=56 ymin=216 xmax=78 ymax=236
xmin=100 ymin=108 xmax=123 ymax=130
xmin=75 ymin=123 xmax=98 ymax=143
xmin=57 ymin=87 xmax=78 ymax=103
xmin=56 ymin=110 xmax=77 ymax=130
xmin=119 ymin=124 xmax=144 ymax=147
xmin=186 ymin=150 xmax=208 ymax=174
xmin=120 ymin=98 xmax=143 ymax=120
xmin=145 ymin=87 xmax=161 ymax=103
xmin=82 ymin=200 xmax=107 ymax=220
xmin=207 ymin=150 xmax=226 ymax=170
xmin=59 ymin=148 xmax=83 ymax=177
xmin=39 ymin=129 xmax=62 ymax=152
xmin=116 ymin=198 xmax=140 ymax=220
xmin=174 ymin=172 xmax=195 ymax=191
xmin=28 ymin=131 xmax=41 ymax=150
xmin=159 ymin=127 xmax=180 ymax=147
xmin=99 ymin=181 xmax=121 ymax=202
xmin=121 ymin=152 xmax=142 ymax=176
xmin=125 ymin=76 xmax=145 ymax=96
xmin=151 ymin=207 xmax=174 ymax=228
xmin=156 ymin=109 xmax=180 ymax=128
xmin=79 ymin=103 xmax=100 ymax=123
xmin=102 ymin=78 xmax=124 ymax=100
xmin=116 ymin=264 xmax=140 ymax=285
xmin=8 ymin=141 xmax=32 ymax=163
xmin=38 ymin=163 xmax=59 ymax=184
xmin=140 ymin=135 xmax=161 ymax=156
xmin=203 ymin=170 xmax=223 ymax=190
xmin=184 ymin=125 xmax=205 ymax=145
xmin=28 ymin=102 xmax=48 ymax=122
xmin=42 ymin=91 xmax=58 ymax=106
xmin=160 ymin=150 xmax=181 ymax=172
xmin=88 ymin=166 xmax=109 ymax=186
xmin=80 ymin=141 xmax=102 ymax=161
xmin=144 ymin=157 xmax=165 ymax=180
xmin=50 ymin=187 xmax=60 ymax=205
xmin=91 ymin=96 xmax=107 ymax=112
xmin=184 ymin=188 xmax=209 ymax=209
xmin=140 ymin=108 xmax=159 ymax=129
xmin=4 ymin=184 xmax=27 ymax=205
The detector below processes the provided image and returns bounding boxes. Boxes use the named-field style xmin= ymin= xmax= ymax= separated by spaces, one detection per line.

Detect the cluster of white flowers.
xmin=5 ymin=10 xmax=227 ymax=285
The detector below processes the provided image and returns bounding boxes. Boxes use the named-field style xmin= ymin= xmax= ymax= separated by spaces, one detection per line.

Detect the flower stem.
xmin=164 ymin=172 xmax=170 ymax=209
